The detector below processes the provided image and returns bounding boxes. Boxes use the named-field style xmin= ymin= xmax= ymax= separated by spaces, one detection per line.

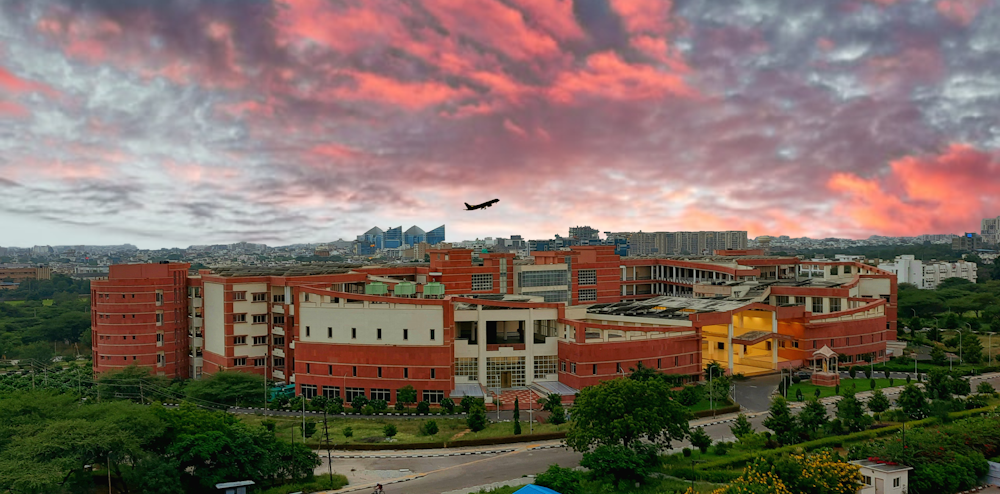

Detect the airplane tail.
xmin=464 ymin=202 xmax=472 ymax=210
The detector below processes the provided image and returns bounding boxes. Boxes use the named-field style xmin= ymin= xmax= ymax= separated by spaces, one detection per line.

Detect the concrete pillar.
xmin=525 ymin=309 xmax=534 ymax=385
xmin=477 ymin=305 xmax=487 ymax=387
xmin=771 ymin=311 xmax=778 ymax=368
xmin=727 ymin=321 xmax=734 ymax=373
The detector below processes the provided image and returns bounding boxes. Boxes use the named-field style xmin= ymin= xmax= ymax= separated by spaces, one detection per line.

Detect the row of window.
xmin=233 ymin=357 xmax=283 ymax=367
xmin=232 ymin=336 xmax=269 ymax=345
xmin=232 ymin=292 xmax=286 ymax=303
xmin=96 ymin=353 xmax=165 ymax=364
xmin=578 ymin=288 xmax=596 ymax=302
xmin=471 ymin=273 xmax=494 ymax=291
xmin=452 ymin=356 xmax=558 ymax=380
xmin=301 ymin=385 xmax=447 ymax=404
xmin=232 ymin=314 xmax=269 ymax=324
xmin=773 ymin=296 xmax=845 ymax=313
xmin=562 ymin=355 xmax=694 ymax=375
xmin=304 ymin=326 xmax=436 ymax=341
xmin=96 ymin=333 xmax=164 ymax=342
xmin=302 ymin=363 xmax=440 ymax=379
xmin=97 ymin=312 xmax=164 ymax=322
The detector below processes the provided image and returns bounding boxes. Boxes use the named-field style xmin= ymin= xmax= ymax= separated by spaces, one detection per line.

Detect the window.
xmin=775 ymin=295 xmax=789 ymax=305
xmin=156 ymin=312 xmax=163 ymax=325
xmin=234 ymin=358 xmax=247 ymax=366
xmin=378 ymin=367 xmax=383 ymax=378
xmin=455 ymin=358 xmax=478 ymax=380
xmin=273 ymin=336 xmax=284 ymax=346
xmin=571 ymin=363 xmax=577 ymax=374
xmin=862 ymin=475 xmax=872 ymax=486
xmin=253 ymin=336 xmax=267 ymax=345
xmin=893 ymin=478 xmax=900 ymax=488
xmin=844 ymin=265 xmax=851 ymax=274
xmin=234 ymin=336 xmax=247 ymax=345
xmin=377 ymin=328 xmax=382 ymax=339
xmin=233 ymin=313 xmax=247 ymax=323
xmin=404 ymin=368 xmax=409 ymax=378
xmin=829 ymin=298 xmax=842 ymax=312
xmin=252 ymin=292 xmax=267 ymax=302
xmin=328 ymin=365 xmax=332 ymax=375
xmin=430 ymin=329 xmax=436 ymax=340
xmin=345 ymin=387 xmax=366 ymax=401
xmin=795 ymin=296 xmax=806 ymax=305
xmin=273 ymin=315 xmax=285 ymax=325
xmin=471 ymin=273 xmax=493 ymax=291
xmin=156 ymin=333 xmax=164 ymax=343
xmin=430 ymin=369 xmax=436 ymax=379
xmin=518 ymin=270 xmax=568 ymax=287
xmin=273 ymin=294 xmax=286 ymax=303
xmin=403 ymin=329 xmax=408 ymax=340
xmin=717 ymin=342 xmax=725 ymax=350
xmin=301 ymin=384 xmax=317 ymax=399
xmin=252 ymin=314 xmax=267 ymax=324
xmin=306 ymin=363 xmax=311 ymax=373
xmin=322 ymin=385 xmax=340 ymax=399
xmin=561 ymin=361 xmax=566 ymax=372
xmin=657 ymin=358 xmax=662 ymax=368
xmin=352 ymin=366 xmax=357 ymax=377
xmin=233 ymin=291 xmax=246 ymax=301
xmin=254 ymin=358 xmax=265 ymax=366
xmin=593 ymin=364 xmax=597 ymax=374
xmin=578 ymin=269 xmax=596 ymax=286
xmin=306 ymin=326 xmax=311 ymax=337
xmin=578 ymin=289 xmax=597 ymax=302
xmin=351 ymin=328 xmax=356 ymax=339
xmin=534 ymin=355 xmax=558 ymax=378
xmin=370 ymin=388 xmax=391 ymax=401
xmin=812 ymin=298 xmax=823 ymax=313
xmin=616 ymin=363 xmax=622 ymax=373
xmin=793 ymin=341 xmax=799 ymax=348
xmin=328 ymin=327 xmax=332 ymax=338
xmin=155 ymin=291 xmax=163 ymax=306
xmin=674 ymin=356 xmax=679 ymax=366
xmin=422 ymin=390 xmax=444 ymax=404
xmin=273 ymin=357 xmax=285 ymax=366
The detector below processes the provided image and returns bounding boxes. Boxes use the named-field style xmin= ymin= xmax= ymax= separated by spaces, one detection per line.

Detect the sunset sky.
xmin=2 ymin=0 xmax=999 ymax=248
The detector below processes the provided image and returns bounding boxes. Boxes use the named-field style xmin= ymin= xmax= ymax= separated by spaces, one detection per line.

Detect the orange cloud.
xmin=548 ymin=51 xmax=695 ymax=104
xmin=0 ymin=100 xmax=29 ymax=118
xmin=503 ymin=119 xmax=527 ymax=137
xmin=0 ymin=66 xmax=56 ymax=96
xmin=507 ymin=0 xmax=586 ymax=41
xmin=827 ymin=144 xmax=1000 ymax=236
xmin=610 ymin=0 xmax=676 ymax=35
xmin=326 ymin=71 xmax=470 ymax=110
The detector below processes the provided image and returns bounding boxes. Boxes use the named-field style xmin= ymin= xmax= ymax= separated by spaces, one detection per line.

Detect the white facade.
xmin=850 ymin=460 xmax=911 ymax=494
xmin=877 ymin=255 xmax=977 ymax=289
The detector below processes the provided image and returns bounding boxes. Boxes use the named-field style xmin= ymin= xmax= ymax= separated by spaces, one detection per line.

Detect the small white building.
xmin=850 ymin=459 xmax=912 ymax=494
xmin=877 ymin=255 xmax=977 ymax=289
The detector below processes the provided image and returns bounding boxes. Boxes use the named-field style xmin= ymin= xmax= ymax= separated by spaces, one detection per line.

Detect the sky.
xmin=1 ymin=0 xmax=1000 ymax=249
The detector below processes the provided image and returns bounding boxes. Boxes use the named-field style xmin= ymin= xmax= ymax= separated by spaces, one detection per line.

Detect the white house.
xmin=850 ymin=459 xmax=912 ymax=494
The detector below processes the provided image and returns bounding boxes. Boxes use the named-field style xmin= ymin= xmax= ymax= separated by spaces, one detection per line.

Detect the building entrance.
xmin=501 ymin=371 xmax=512 ymax=388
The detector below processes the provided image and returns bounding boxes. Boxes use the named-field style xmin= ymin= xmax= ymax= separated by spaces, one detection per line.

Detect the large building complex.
xmin=877 ymin=255 xmax=977 ymax=289
xmin=92 ymin=247 xmax=897 ymax=404
xmin=0 ymin=265 xmax=52 ymax=281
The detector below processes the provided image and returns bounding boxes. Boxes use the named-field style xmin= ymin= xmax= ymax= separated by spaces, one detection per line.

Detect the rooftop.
xmin=849 ymin=459 xmax=913 ymax=473
xmin=209 ymin=264 xmax=358 ymax=277
xmin=587 ymin=296 xmax=753 ymax=320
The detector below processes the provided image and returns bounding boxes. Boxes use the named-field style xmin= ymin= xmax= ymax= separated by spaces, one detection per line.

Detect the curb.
xmin=332 ymin=448 xmax=517 ymax=459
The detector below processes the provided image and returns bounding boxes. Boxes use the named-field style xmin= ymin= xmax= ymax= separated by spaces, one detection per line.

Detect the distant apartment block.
xmin=0 ymin=265 xmax=52 ymax=281
xmin=982 ymin=216 xmax=1000 ymax=245
xmin=952 ymin=232 xmax=984 ymax=251
xmin=612 ymin=231 xmax=748 ymax=256
xmin=877 ymin=255 xmax=977 ymax=289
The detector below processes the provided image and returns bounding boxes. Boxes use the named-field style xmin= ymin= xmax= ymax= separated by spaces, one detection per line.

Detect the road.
xmin=315 ymin=372 xmax=1000 ymax=494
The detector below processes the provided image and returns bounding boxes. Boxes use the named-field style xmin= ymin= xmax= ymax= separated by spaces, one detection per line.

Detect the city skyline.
xmin=2 ymin=0 xmax=1000 ymax=248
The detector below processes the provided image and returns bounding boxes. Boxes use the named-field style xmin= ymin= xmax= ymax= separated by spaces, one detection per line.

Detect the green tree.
xmin=342 ymin=426 xmax=353 ymax=438
xmin=962 ymin=332 xmax=984 ymax=363
xmin=931 ymin=345 xmax=947 ymax=365
xmin=184 ymin=371 xmax=266 ymax=407
xmin=729 ymin=413 xmax=754 ymax=438
xmin=763 ymin=396 xmax=797 ymax=445
xmin=548 ymin=404 xmax=566 ymax=425
xmin=566 ymin=377 xmax=689 ymax=451
xmin=383 ymin=424 xmax=398 ymax=438
xmin=867 ymin=388 xmax=891 ymax=423
xmin=416 ymin=400 xmax=430 ymax=413
xmin=628 ymin=361 xmax=660 ymax=381
xmin=534 ymin=464 xmax=582 ymax=494
xmin=836 ymin=387 xmax=873 ymax=432
xmin=420 ymin=420 xmax=438 ymax=436
xmin=304 ymin=419 xmax=317 ymax=438
xmin=797 ymin=398 xmax=828 ymax=438
xmin=397 ymin=385 xmax=417 ymax=409
xmin=466 ymin=398 xmax=487 ymax=432
xmin=689 ymin=426 xmax=712 ymax=454
xmin=579 ymin=443 xmax=660 ymax=483
xmin=440 ymin=397 xmax=455 ymax=413
xmin=977 ymin=382 xmax=995 ymax=395
xmin=897 ymin=384 xmax=928 ymax=419
xmin=538 ymin=393 xmax=562 ymax=412
xmin=513 ymin=397 xmax=522 ymax=435
xmin=350 ymin=394 xmax=369 ymax=413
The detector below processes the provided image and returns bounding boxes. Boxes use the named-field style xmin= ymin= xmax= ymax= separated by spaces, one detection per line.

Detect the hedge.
xmin=310 ymin=431 xmax=567 ymax=450
xmin=691 ymin=403 xmax=741 ymax=418
xmin=668 ymin=405 xmax=996 ymax=478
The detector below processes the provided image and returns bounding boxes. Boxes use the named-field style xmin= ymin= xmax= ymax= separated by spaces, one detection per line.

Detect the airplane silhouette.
xmin=465 ymin=198 xmax=499 ymax=211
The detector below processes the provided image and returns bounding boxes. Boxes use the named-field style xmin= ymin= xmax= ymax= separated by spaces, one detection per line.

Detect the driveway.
xmin=733 ymin=373 xmax=781 ymax=412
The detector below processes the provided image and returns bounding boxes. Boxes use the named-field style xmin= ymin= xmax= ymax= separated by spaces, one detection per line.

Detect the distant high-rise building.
xmin=356 ymin=227 xmax=384 ymax=255
xmin=952 ymin=233 xmax=984 ymax=251
xmin=404 ymin=226 xmax=426 ymax=247
xmin=384 ymin=226 xmax=403 ymax=249
xmin=982 ymin=216 xmax=1000 ymax=245
xmin=426 ymin=225 xmax=446 ymax=245
xmin=569 ymin=226 xmax=600 ymax=242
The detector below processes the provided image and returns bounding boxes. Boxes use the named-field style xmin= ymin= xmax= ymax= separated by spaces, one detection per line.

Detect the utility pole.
xmin=107 ymin=453 xmax=112 ymax=494
xmin=302 ymin=391 xmax=306 ymax=442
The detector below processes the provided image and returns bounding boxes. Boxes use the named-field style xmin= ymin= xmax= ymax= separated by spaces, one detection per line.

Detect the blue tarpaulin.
xmin=514 ymin=485 xmax=562 ymax=494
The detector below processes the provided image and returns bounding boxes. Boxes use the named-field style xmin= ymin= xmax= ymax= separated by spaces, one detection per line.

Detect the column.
xmin=771 ymin=311 xmax=778 ymax=369
xmin=727 ymin=321 xmax=734 ymax=373
xmin=477 ymin=306 xmax=488 ymax=388
xmin=525 ymin=309 xmax=535 ymax=385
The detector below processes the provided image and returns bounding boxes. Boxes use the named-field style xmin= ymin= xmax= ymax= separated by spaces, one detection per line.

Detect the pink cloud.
xmin=0 ymin=66 xmax=56 ymax=97
xmin=325 ymin=70 xmax=471 ymax=110
xmin=507 ymin=0 xmax=586 ymax=41
xmin=935 ymin=0 xmax=989 ymax=25
xmin=610 ymin=0 xmax=677 ymax=35
xmin=422 ymin=0 xmax=563 ymax=63
xmin=827 ymin=144 xmax=1000 ymax=236
xmin=548 ymin=51 xmax=696 ymax=104
xmin=0 ymin=100 xmax=29 ymax=118
xmin=503 ymin=119 xmax=528 ymax=137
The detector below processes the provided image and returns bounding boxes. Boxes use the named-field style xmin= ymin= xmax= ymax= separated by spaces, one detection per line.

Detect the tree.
xmin=729 ymin=413 xmax=754 ymax=438
xmin=566 ymin=377 xmax=689 ymax=451
xmin=513 ymin=397 xmax=521 ymax=435
xmin=534 ymin=464 xmax=582 ymax=494
xmin=184 ymin=371 xmax=266 ymax=407
xmin=440 ymin=397 xmax=455 ymax=413
xmin=929 ymin=326 xmax=941 ymax=342
xmin=867 ymin=388 xmax=891 ymax=423
xmin=538 ymin=393 xmax=562 ymax=412
xmin=397 ymin=385 xmax=417 ymax=409
xmin=836 ymin=387 xmax=873 ymax=433
xmin=350 ymin=394 xmax=369 ymax=412
xmin=763 ymin=396 xmax=797 ymax=445
xmin=383 ymin=424 xmax=397 ymax=438
xmin=689 ymin=426 xmax=712 ymax=454
xmin=466 ymin=398 xmax=487 ymax=432
xmin=304 ymin=419 xmax=317 ymax=438
xmin=342 ymin=426 xmax=353 ymax=438
xmin=931 ymin=345 xmax=947 ymax=365
xmin=420 ymin=420 xmax=438 ymax=436
xmin=579 ymin=443 xmax=660 ymax=483
xmin=628 ymin=361 xmax=660 ymax=381
xmin=848 ymin=366 xmax=857 ymax=379
xmin=797 ymin=399 xmax=828 ymax=438
xmin=910 ymin=316 xmax=923 ymax=332
xmin=897 ymin=384 xmax=928 ymax=419
xmin=712 ymin=452 xmax=861 ymax=494
xmin=963 ymin=332 xmax=984 ymax=364
xmin=977 ymin=382 xmax=995 ymax=395
xmin=870 ymin=378 xmax=876 ymax=390
xmin=548 ymin=404 xmax=566 ymax=424
xmin=416 ymin=400 xmax=430 ymax=413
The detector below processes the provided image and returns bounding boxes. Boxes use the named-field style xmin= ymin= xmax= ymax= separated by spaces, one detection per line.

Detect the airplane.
xmin=465 ymin=198 xmax=499 ymax=211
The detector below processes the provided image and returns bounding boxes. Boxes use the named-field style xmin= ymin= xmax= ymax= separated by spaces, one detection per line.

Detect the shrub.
xmin=889 ymin=377 xmax=894 ymax=387
xmin=678 ymin=384 xmax=702 ymax=406
xmin=420 ymin=420 xmax=439 ymax=436
xmin=689 ymin=426 xmax=712 ymax=454
xmin=361 ymin=405 xmax=374 ymax=415
xmin=791 ymin=376 xmax=801 ymax=384
xmin=795 ymin=389 xmax=803 ymax=401
xmin=342 ymin=426 xmax=353 ymax=438
xmin=440 ymin=397 xmax=456 ymax=413
xmin=370 ymin=399 xmax=388 ymax=412
xmin=682 ymin=448 xmax=692 ymax=457
xmin=835 ymin=384 xmax=840 ymax=395
xmin=394 ymin=401 xmax=406 ymax=411
xmin=383 ymin=424 xmax=398 ymax=438
xmin=467 ymin=398 xmax=488 ymax=432
xmin=870 ymin=378 xmax=876 ymax=390
xmin=814 ymin=388 xmax=821 ymax=398
xmin=849 ymin=367 xmax=857 ymax=378
xmin=261 ymin=419 xmax=276 ymax=432
xmin=977 ymin=382 xmax=995 ymax=395
xmin=906 ymin=374 xmax=911 ymax=384
xmin=548 ymin=404 xmax=566 ymax=425
xmin=326 ymin=399 xmax=344 ymax=415
xmin=534 ymin=464 xmax=582 ymax=494
xmin=416 ymin=400 xmax=430 ymax=413
xmin=304 ymin=419 xmax=317 ymax=438
xmin=714 ymin=441 xmax=730 ymax=456
xmin=460 ymin=396 xmax=475 ymax=413
xmin=351 ymin=395 xmax=369 ymax=413
xmin=580 ymin=443 xmax=659 ymax=482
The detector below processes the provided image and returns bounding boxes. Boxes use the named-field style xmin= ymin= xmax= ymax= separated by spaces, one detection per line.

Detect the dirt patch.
xmin=449 ymin=428 xmax=471 ymax=441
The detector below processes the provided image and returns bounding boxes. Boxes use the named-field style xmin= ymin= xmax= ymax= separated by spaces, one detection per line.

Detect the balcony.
xmin=272 ymin=326 xmax=285 ymax=336
xmin=272 ymin=303 xmax=284 ymax=314
xmin=191 ymin=297 xmax=202 ymax=309
xmin=273 ymin=347 xmax=285 ymax=358
xmin=190 ymin=316 xmax=202 ymax=328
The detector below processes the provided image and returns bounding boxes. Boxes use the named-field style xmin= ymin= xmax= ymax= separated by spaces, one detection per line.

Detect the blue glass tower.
xmin=426 ymin=225 xmax=446 ymax=245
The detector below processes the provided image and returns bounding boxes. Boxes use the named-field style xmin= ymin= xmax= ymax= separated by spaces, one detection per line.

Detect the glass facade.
xmin=384 ymin=226 xmax=403 ymax=249
xmin=578 ymin=269 xmax=596 ymax=286
xmin=534 ymin=355 xmax=558 ymax=378
xmin=471 ymin=273 xmax=493 ymax=291
xmin=486 ymin=356 xmax=526 ymax=388
xmin=518 ymin=270 xmax=568 ymax=287
xmin=455 ymin=357 xmax=478 ymax=380
xmin=422 ymin=390 xmax=444 ymax=403
xmin=426 ymin=225 xmax=446 ymax=245
xmin=578 ymin=288 xmax=596 ymax=302
xmin=527 ymin=290 xmax=570 ymax=303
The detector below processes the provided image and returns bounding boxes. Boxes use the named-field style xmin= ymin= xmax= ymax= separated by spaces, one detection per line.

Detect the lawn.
xmin=2 ymin=299 xmax=54 ymax=306
xmin=687 ymin=397 xmax=735 ymax=412
xmin=787 ymin=378 xmax=895 ymax=401
xmin=240 ymin=414 xmax=567 ymax=446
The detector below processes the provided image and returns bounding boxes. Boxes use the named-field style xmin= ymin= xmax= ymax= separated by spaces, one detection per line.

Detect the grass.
xmin=687 ymin=397 xmax=735 ymax=412
xmin=240 ymin=414 xmax=568 ymax=446
xmin=787 ymin=378 xmax=895 ymax=401
xmin=2 ymin=299 xmax=53 ymax=306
